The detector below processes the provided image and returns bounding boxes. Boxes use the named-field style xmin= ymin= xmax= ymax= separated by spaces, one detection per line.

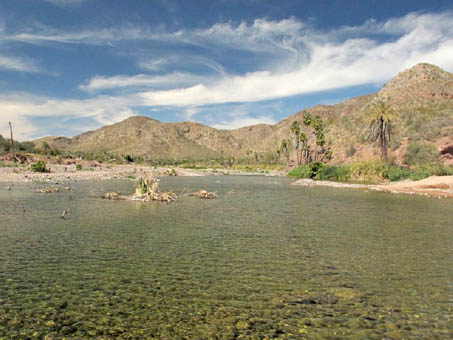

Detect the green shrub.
xmin=404 ymin=142 xmax=438 ymax=165
xmin=409 ymin=163 xmax=453 ymax=180
xmin=30 ymin=161 xmax=49 ymax=173
xmin=180 ymin=164 xmax=208 ymax=170
xmin=123 ymin=154 xmax=134 ymax=162
xmin=409 ymin=168 xmax=430 ymax=181
xmin=288 ymin=162 xmax=324 ymax=179
xmin=346 ymin=146 xmax=356 ymax=157
xmin=318 ymin=165 xmax=350 ymax=181
xmin=288 ymin=159 xmax=453 ymax=183
xmin=287 ymin=166 xmax=303 ymax=177
xmin=383 ymin=166 xmax=410 ymax=182
xmin=348 ymin=159 xmax=389 ymax=181
xmin=76 ymin=164 xmax=83 ymax=171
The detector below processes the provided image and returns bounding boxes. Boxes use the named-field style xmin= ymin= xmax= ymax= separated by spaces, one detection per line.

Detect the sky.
xmin=1 ymin=0 xmax=453 ymax=140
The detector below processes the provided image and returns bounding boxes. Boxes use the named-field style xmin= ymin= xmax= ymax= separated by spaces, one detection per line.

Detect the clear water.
xmin=0 ymin=176 xmax=451 ymax=340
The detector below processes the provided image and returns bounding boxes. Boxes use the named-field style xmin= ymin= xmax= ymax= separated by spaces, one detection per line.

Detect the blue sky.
xmin=1 ymin=0 xmax=453 ymax=140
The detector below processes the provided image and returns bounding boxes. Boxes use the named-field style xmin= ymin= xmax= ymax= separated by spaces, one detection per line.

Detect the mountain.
xmin=36 ymin=63 xmax=453 ymax=164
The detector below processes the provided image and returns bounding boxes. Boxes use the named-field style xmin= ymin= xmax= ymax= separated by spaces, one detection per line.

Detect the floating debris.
xmin=36 ymin=186 xmax=61 ymax=193
xmin=134 ymin=175 xmax=177 ymax=202
xmin=103 ymin=192 xmax=122 ymax=200
xmin=189 ymin=190 xmax=218 ymax=199
xmin=164 ymin=168 xmax=178 ymax=176
xmin=102 ymin=174 xmax=177 ymax=203
xmin=60 ymin=208 xmax=69 ymax=219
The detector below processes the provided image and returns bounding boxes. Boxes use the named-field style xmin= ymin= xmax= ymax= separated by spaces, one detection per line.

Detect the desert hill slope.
xmin=37 ymin=63 xmax=453 ymax=164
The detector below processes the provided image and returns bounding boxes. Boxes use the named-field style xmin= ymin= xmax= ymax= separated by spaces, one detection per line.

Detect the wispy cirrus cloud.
xmin=44 ymin=0 xmax=89 ymax=7
xmin=80 ymin=72 xmax=212 ymax=92
xmin=5 ymin=26 xmax=149 ymax=45
xmin=16 ymin=11 xmax=448 ymax=106
xmin=0 ymin=55 xmax=39 ymax=72
xmin=138 ymin=11 xmax=453 ymax=106
xmin=138 ymin=58 xmax=170 ymax=71
xmin=212 ymin=115 xmax=276 ymax=130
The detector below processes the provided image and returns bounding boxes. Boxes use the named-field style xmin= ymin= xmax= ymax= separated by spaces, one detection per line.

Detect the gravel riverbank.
xmin=0 ymin=164 xmax=284 ymax=183
xmin=292 ymin=176 xmax=453 ymax=198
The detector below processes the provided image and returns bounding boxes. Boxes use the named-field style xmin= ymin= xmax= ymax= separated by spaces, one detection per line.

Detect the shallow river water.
xmin=0 ymin=176 xmax=452 ymax=339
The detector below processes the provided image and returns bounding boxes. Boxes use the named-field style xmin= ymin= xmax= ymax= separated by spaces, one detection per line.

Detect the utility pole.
xmin=9 ymin=122 xmax=16 ymax=162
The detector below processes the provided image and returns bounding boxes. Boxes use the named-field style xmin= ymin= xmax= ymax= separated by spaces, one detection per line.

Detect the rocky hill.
xmin=36 ymin=63 xmax=453 ymax=164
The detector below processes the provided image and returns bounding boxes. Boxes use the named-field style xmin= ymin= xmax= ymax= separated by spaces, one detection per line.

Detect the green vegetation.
xmin=123 ymin=154 xmax=134 ymax=162
xmin=366 ymin=100 xmax=399 ymax=160
xmin=346 ymin=145 xmax=357 ymax=157
xmin=404 ymin=102 xmax=453 ymax=142
xmin=0 ymin=161 xmax=15 ymax=168
xmin=30 ymin=161 xmax=49 ymax=173
xmin=76 ymin=164 xmax=83 ymax=171
xmin=287 ymin=162 xmax=324 ymax=179
xmin=180 ymin=164 xmax=208 ymax=170
xmin=0 ymin=135 xmax=36 ymax=154
xmin=290 ymin=112 xmax=331 ymax=166
xmin=180 ymin=162 xmax=284 ymax=172
xmin=404 ymin=141 xmax=438 ymax=165
xmin=288 ymin=160 xmax=453 ymax=182
xmin=39 ymin=141 xmax=60 ymax=156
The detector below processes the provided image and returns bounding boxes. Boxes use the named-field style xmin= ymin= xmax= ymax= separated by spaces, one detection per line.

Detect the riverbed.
xmin=0 ymin=176 xmax=451 ymax=339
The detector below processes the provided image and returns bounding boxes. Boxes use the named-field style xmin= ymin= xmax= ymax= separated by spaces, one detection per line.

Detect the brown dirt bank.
xmin=293 ymin=176 xmax=453 ymax=199
xmin=372 ymin=176 xmax=453 ymax=198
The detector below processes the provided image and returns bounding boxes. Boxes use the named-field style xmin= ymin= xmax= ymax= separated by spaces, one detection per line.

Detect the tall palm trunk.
xmin=380 ymin=117 xmax=387 ymax=160
xmin=381 ymin=135 xmax=387 ymax=160
xmin=9 ymin=122 xmax=15 ymax=162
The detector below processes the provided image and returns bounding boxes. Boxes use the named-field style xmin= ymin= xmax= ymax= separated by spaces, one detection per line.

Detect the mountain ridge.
xmin=35 ymin=63 xmax=453 ymax=164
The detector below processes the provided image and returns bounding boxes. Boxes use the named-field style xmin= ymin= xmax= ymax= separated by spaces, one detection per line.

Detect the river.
xmin=0 ymin=176 xmax=451 ymax=339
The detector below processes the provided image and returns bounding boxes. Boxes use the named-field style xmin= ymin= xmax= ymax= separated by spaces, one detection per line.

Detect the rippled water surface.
xmin=0 ymin=176 xmax=452 ymax=339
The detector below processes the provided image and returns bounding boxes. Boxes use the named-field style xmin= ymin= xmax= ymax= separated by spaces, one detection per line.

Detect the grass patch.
xmin=30 ymin=161 xmax=49 ymax=173
xmin=0 ymin=161 xmax=16 ymax=168
xmin=288 ymin=160 xmax=453 ymax=183
xmin=180 ymin=164 xmax=208 ymax=170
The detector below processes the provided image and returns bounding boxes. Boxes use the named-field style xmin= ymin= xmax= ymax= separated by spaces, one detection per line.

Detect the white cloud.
xmin=0 ymin=93 xmax=140 ymax=140
xmin=183 ymin=107 xmax=199 ymax=120
xmin=45 ymin=0 xmax=88 ymax=7
xmin=139 ymin=11 xmax=453 ymax=106
xmin=0 ymin=116 xmax=37 ymax=142
xmin=0 ymin=55 xmax=39 ymax=72
xmin=80 ymin=72 xmax=210 ymax=91
xmin=212 ymin=115 xmax=276 ymax=130
xmin=138 ymin=58 xmax=169 ymax=71
xmin=139 ymin=56 xmax=227 ymax=76
xmin=191 ymin=17 xmax=305 ymax=55
xmin=5 ymin=26 xmax=153 ymax=46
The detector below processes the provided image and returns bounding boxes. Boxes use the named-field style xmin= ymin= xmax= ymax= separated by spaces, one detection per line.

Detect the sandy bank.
xmin=0 ymin=164 xmax=284 ymax=183
xmin=372 ymin=176 xmax=453 ymax=198
xmin=292 ymin=176 xmax=453 ymax=198
xmin=0 ymin=164 xmax=206 ymax=183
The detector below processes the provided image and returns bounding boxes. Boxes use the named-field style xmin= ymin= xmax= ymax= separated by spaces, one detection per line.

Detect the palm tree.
xmin=290 ymin=121 xmax=301 ymax=165
xmin=367 ymin=100 xmax=398 ymax=160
